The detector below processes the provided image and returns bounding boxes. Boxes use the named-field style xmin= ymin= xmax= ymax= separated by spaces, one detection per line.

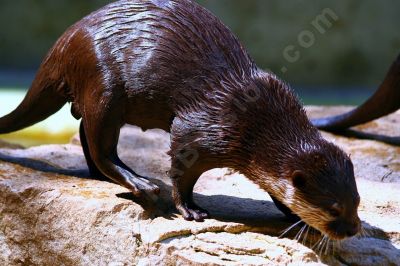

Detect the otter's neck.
xmin=229 ymin=72 xmax=323 ymax=177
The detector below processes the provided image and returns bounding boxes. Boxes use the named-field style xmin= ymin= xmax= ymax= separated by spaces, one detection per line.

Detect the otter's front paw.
xmin=176 ymin=203 xmax=209 ymax=222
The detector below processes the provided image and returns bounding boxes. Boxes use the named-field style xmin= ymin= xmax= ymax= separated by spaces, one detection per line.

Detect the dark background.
xmin=0 ymin=0 xmax=399 ymax=103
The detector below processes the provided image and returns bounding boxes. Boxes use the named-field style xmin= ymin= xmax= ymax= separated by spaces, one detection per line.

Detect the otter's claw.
xmin=177 ymin=203 xmax=209 ymax=222
xmin=126 ymin=175 xmax=160 ymax=202
xmin=136 ymin=176 xmax=160 ymax=194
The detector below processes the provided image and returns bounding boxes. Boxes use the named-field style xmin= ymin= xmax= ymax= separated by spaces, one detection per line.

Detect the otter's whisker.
xmin=321 ymin=238 xmax=326 ymax=255
xmin=312 ymin=235 xmax=324 ymax=250
xmin=311 ymin=237 xmax=320 ymax=250
xmin=318 ymin=235 xmax=327 ymax=256
xmin=333 ymin=240 xmax=338 ymax=256
xmin=295 ymin=224 xmax=304 ymax=240
xmin=359 ymin=228 xmax=364 ymax=238
xmin=320 ymin=235 xmax=329 ymax=257
xmin=302 ymin=225 xmax=310 ymax=246
xmin=361 ymin=226 xmax=370 ymax=238
xmin=365 ymin=227 xmax=371 ymax=237
xmin=336 ymin=239 xmax=343 ymax=251
xmin=324 ymin=237 xmax=331 ymax=255
xmin=295 ymin=224 xmax=307 ymax=241
xmin=279 ymin=220 xmax=302 ymax=238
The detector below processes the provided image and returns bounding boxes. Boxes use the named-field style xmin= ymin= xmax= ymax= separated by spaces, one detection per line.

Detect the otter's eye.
xmin=292 ymin=170 xmax=306 ymax=188
xmin=329 ymin=202 xmax=342 ymax=217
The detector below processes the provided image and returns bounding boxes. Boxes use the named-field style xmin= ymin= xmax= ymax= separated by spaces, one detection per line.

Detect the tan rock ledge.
xmin=0 ymin=106 xmax=399 ymax=265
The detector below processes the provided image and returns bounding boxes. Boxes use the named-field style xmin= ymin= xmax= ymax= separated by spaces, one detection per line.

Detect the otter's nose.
xmin=346 ymin=222 xmax=360 ymax=237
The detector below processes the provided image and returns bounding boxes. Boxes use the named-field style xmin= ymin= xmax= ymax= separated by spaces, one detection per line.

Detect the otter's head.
xmin=281 ymin=142 xmax=361 ymax=240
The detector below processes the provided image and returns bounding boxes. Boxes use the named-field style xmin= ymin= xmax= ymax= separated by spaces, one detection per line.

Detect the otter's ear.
xmin=292 ymin=170 xmax=307 ymax=188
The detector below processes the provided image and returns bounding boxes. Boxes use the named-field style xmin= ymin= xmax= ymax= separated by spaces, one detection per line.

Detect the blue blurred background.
xmin=0 ymin=0 xmax=399 ymax=145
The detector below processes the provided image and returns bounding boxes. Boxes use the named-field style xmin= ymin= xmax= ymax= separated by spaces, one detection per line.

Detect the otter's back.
xmin=64 ymin=0 xmax=255 ymax=92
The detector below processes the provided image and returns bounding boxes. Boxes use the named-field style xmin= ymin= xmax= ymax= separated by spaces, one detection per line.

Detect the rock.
xmin=0 ymin=106 xmax=399 ymax=265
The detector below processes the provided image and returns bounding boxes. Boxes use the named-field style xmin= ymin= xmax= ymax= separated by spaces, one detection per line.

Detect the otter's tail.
xmin=0 ymin=67 xmax=67 ymax=134
xmin=312 ymin=53 xmax=400 ymax=129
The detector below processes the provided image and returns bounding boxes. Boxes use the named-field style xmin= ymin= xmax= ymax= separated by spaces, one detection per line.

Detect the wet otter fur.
xmin=0 ymin=0 xmax=361 ymax=239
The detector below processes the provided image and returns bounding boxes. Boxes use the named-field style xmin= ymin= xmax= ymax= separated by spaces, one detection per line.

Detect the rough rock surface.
xmin=0 ymin=106 xmax=399 ymax=266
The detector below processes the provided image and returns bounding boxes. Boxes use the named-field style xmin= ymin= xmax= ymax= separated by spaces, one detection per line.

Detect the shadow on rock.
xmin=0 ymin=152 xmax=91 ymax=177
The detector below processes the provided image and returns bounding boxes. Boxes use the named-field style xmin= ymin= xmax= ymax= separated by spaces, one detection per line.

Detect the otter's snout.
xmin=345 ymin=221 xmax=360 ymax=237
xmin=328 ymin=218 xmax=361 ymax=239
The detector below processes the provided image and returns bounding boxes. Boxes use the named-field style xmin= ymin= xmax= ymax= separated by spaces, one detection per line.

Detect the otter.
xmin=312 ymin=53 xmax=400 ymax=146
xmin=0 ymin=0 xmax=361 ymax=240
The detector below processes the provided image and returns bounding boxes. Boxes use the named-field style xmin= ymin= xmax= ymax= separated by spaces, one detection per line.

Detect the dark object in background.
xmin=312 ymin=54 xmax=400 ymax=146
xmin=0 ymin=0 xmax=361 ymax=240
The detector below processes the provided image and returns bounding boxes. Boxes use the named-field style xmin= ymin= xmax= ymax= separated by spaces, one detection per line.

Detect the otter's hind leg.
xmin=79 ymin=121 xmax=108 ymax=181
xmin=81 ymin=98 xmax=160 ymax=200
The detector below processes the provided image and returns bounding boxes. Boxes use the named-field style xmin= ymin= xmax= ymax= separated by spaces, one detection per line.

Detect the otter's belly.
xmin=124 ymin=94 xmax=174 ymax=132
